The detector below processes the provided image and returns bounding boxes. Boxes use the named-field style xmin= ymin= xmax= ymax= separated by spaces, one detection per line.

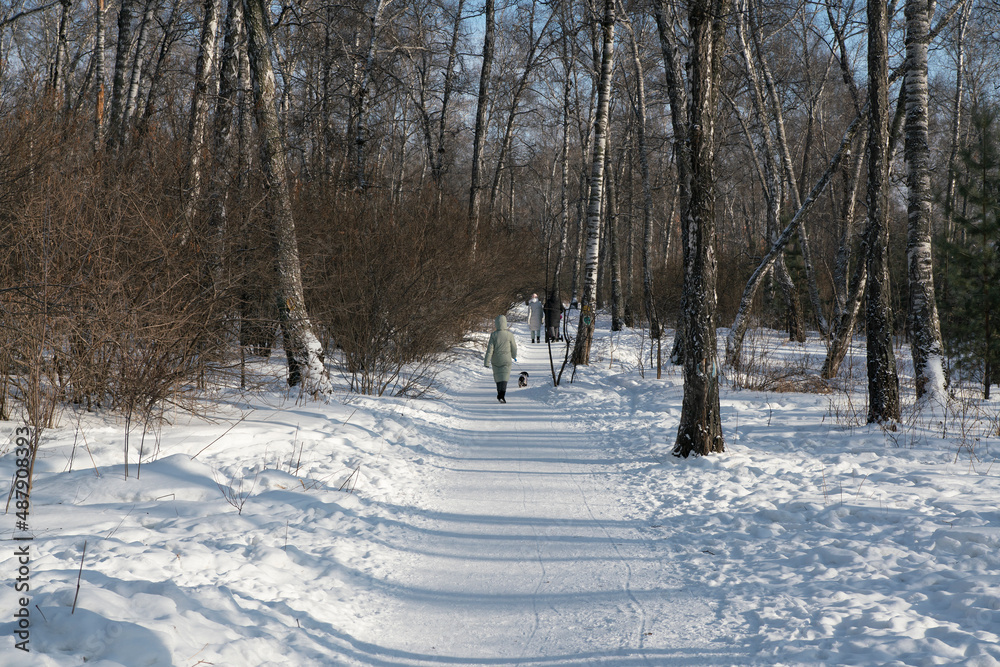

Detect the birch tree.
xmin=652 ymin=0 xmax=689 ymax=366
xmin=904 ymin=0 xmax=946 ymax=404
xmin=121 ymin=0 xmax=157 ymax=138
xmin=669 ymin=0 xmax=730 ymax=457
xmin=551 ymin=1 xmax=575 ymax=295
xmin=94 ymin=0 xmax=106 ymax=149
xmin=621 ymin=10 xmax=662 ymax=372
xmin=352 ymin=0 xmax=393 ymax=191
xmin=468 ymin=0 xmax=495 ymax=242
xmin=864 ymin=0 xmax=900 ymax=423
xmin=182 ymin=0 xmax=222 ymax=226
xmin=244 ymin=0 xmax=331 ymax=394
xmin=944 ymin=0 xmax=970 ymax=241
xmin=571 ymin=0 xmax=614 ymax=366
xmin=107 ymin=0 xmax=139 ymax=150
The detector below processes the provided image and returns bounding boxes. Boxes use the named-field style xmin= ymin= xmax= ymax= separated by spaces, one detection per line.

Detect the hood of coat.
xmin=494 ymin=315 xmax=508 ymax=331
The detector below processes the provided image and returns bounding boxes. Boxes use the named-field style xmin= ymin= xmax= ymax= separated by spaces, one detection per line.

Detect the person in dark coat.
xmin=544 ymin=292 xmax=564 ymax=343
xmin=484 ymin=315 xmax=518 ymax=403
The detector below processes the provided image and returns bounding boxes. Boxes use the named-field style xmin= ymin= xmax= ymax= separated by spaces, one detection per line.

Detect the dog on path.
xmin=518 ymin=371 xmax=529 ymax=388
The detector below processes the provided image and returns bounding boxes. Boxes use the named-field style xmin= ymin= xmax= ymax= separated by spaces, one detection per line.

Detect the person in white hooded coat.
xmin=527 ymin=294 xmax=543 ymax=343
xmin=484 ymin=315 xmax=518 ymax=403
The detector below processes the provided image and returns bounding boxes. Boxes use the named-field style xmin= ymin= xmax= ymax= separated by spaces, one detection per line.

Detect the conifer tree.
xmin=940 ymin=107 xmax=1000 ymax=399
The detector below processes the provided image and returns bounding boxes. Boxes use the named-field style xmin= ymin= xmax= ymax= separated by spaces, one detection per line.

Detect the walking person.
xmin=527 ymin=293 xmax=544 ymax=344
xmin=544 ymin=291 xmax=564 ymax=343
xmin=484 ymin=315 xmax=518 ymax=403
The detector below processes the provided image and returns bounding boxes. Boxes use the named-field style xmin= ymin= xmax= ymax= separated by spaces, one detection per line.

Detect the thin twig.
xmin=193 ymin=410 xmax=255 ymax=459
xmin=71 ymin=541 xmax=87 ymax=614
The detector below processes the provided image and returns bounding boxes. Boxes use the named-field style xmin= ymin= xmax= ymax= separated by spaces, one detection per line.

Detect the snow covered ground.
xmin=3 ymin=308 xmax=1000 ymax=666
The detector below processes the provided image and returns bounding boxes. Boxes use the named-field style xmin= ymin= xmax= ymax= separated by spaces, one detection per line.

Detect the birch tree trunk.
xmin=51 ymin=0 xmax=72 ymax=108
xmin=468 ymin=0 xmax=495 ymax=244
xmin=182 ymin=0 xmax=222 ymax=226
xmin=552 ymin=8 xmax=573 ymax=294
xmin=487 ymin=0 xmax=553 ymax=217
xmin=822 ymin=128 xmax=868 ymax=380
xmin=243 ymin=0 xmax=331 ymax=395
xmin=122 ymin=0 xmax=155 ymax=138
xmin=747 ymin=1 xmax=826 ymax=336
xmin=571 ymin=0 xmax=614 ymax=366
xmin=733 ymin=0 xmax=803 ymax=346
xmin=673 ymin=0 xmax=729 ymax=457
xmin=108 ymin=0 xmax=138 ymax=150
xmin=608 ymin=158 xmax=624 ymax=332
xmin=207 ymin=0 xmax=243 ymax=294
xmin=94 ymin=0 xmax=106 ymax=150
xmin=944 ymin=0 xmax=969 ymax=243
xmin=904 ymin=0 xmax=946 ymax=404
xmin=822 ymin=240 xmax=867 ymax=379
xmin=652 ymin=0 xmax=689 ymax=366
xmin=431 ymin=0 xmax=466 ymax=196
xmin=623 ymin=14 xmax=662 ymax=356
xmin=864 ymin=0 xmax=900 ymax=423
xmin=133 ymin=0 xmax=182 ymax=143
xmin=353 ymin=0 xmax=392 ymax=192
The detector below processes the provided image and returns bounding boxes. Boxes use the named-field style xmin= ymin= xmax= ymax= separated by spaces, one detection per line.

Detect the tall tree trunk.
xmin=487 ymin=0 xmax=553 ymax=217
xmin=822 ymin=243 xmax=867 ymax=379
xmin=243 ymin=0 xmax=330 ymax=395
xmin=831 ymin=134 xmax=865 ymax=320
xmin=108 ymin=0 xmax=138 ymax=150
xmin=747 ymin=0 xmax=826 ymax=336
xmin=94 ymin=0 xmax=106 ymax=150
xmin=133 ymin=0 xmax=182 ymax=143
xmin=208 ymin=0 xmax=243 ymax=295
xmin=864 ymin=0 xmax=900 ymax=423
xmin=431 ymin=0 xmax=466 ymax=197
xmin=51 ymin=0 xmax=72 ymax=109
xmin=184 ymin=0 xmax=222 ymax=227
xmin=944 ymin=0 xmax=968 ymax=243
xmin=571 ymin=0 xmax=614 ymax=366
xmin=182 ymin=0 xmax=222 ymax=227
xmin=552 ymin=12 xmax=572 ymax=295
xmin=736 ymin=0 xmax=804 ymax=343
xmin=353 ymin=0 xmax=392 ymax=191
xmin=904 ymin=0 xmax=946 ymax=404
xmin=122 ymin=0 xmax=156 ymax=139
xmin=468 ymin=0 xmax=495 ymax=245
xmin=653 ymin=0 xmax=689 ymax=366
xmin=673 ymin=0 xmax=729 ymax=457
xmin=822 ymin=129 xmax=868 ymax=380
xmin=623 ymin=15 xmax=661 ymax=353
xmin=608 ymin=158 xmax=624 ymax=332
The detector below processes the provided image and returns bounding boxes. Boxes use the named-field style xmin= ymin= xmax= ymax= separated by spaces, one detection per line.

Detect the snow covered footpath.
xmin=2 ymin=312 xmax=1000 ymax=665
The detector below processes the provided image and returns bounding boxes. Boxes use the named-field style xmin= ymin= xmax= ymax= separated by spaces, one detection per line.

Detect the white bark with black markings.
xmin=571 ymin=0 xmax=614 ymax=366
xmin=904 ymin=0 xmax=946 ymax=404
xmin=864 ymin=0 xmax=900 ymax=424
xmin=243 ymin=0 xmax=331 ymax=395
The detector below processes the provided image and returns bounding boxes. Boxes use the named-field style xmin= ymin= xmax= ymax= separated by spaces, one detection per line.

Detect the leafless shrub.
xmin=297 ymin=188 xmax=525 ymax=395
xmin=214 ymin=465 xmax=261 ymax=515
xmin=0 ymin=118 xmax=238 ymax=471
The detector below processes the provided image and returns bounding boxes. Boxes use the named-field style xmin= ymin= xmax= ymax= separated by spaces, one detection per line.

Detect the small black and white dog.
xmin=518 ymin=371 xmax=529 ymax=388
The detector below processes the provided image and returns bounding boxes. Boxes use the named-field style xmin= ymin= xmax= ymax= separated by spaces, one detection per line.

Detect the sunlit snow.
xmin=3 ymin=306 xmax=999 ymax=665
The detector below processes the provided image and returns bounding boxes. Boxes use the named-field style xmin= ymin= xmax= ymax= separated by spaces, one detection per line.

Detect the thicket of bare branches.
xmin=298 ymin=189 xmax=532 ymax=395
